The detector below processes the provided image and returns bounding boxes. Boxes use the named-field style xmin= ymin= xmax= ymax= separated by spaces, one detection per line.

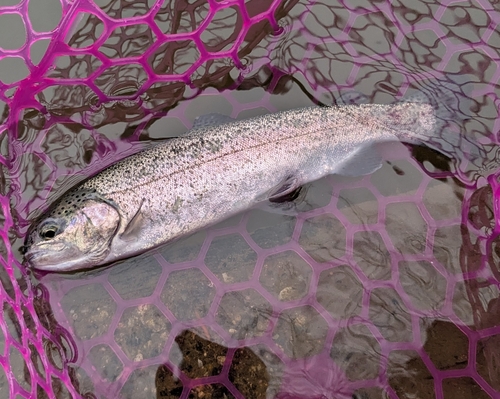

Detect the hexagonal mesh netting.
xmin=1 ymin=0 xmax=500 ymax=398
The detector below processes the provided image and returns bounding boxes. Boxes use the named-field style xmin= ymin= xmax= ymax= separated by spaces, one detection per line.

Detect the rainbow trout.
xmin=24 ymin=86 xmax=476 ymax=271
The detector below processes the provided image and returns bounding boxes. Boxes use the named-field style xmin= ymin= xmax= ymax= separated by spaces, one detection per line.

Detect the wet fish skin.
xmin=24 ymin=101 xmax=445 ymax=272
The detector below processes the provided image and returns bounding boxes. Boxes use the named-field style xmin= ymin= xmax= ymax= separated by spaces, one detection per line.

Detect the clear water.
xmin=1 ymin=0 xmax=500 ymax=398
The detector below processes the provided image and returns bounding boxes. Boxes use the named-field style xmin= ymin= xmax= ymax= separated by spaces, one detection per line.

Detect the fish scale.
xmin=24 ymin=100 xmax=464 ymax=271
xmin=81 ymin=104 xmax=425 ymax=195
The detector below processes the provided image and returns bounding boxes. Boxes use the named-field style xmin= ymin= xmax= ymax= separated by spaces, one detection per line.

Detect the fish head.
xmin=24 ymin=191 xmax=120 ymax=272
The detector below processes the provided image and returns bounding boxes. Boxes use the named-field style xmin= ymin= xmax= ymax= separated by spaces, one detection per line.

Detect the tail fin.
xmin=402 ymin=75 xmax=485 ymax=170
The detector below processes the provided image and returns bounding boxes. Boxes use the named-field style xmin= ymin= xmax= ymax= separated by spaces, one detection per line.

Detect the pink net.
xmin=1 ymin=0 xmax=500 ymax=398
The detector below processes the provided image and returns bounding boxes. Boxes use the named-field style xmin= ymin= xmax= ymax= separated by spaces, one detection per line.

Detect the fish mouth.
xmin=24 ymin=249 xmax=42 ymax=265
xmin=24 ymin=243 xmax=67 ymax=267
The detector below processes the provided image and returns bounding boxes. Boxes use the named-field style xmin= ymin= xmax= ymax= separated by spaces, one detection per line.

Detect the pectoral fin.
xmin=121 ymin=200 xmax=145 ymax=241
xmin=337 ymin=144 xmax=383 ymax=176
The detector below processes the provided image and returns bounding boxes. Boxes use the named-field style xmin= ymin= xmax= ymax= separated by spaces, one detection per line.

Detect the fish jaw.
xmin=25 ymin=241 xmax=106 ymax=272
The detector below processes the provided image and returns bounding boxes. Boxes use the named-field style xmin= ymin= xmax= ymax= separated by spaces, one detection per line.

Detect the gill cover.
xmin=25 ymin=199 xmax=120 ymax=271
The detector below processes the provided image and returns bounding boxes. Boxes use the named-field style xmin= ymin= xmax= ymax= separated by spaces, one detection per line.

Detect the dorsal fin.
xmin=192 ymin=113 xmax=235 ymax=129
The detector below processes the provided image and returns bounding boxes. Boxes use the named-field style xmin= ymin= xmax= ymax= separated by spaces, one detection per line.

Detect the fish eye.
xmin=39 ymin=223 xmax=61 ymax=240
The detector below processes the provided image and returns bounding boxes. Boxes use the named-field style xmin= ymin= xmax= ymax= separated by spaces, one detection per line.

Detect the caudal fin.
xmin=403 ymin=75 xmax=485 ymax=168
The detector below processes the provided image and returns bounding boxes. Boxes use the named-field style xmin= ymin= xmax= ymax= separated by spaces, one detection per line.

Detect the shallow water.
xmin=34 ymin=141 xmax=500 ymax=399
xmin=1 ymin=0 xmax=500 ymax=398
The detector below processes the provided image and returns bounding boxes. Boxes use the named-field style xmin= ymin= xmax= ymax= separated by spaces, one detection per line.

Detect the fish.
xmin=23 ymin=81 xmax=480 ymax=272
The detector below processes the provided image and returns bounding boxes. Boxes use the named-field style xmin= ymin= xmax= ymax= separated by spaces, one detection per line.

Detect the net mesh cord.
xmin=0 ymin=0 xmax=499 ymax=398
